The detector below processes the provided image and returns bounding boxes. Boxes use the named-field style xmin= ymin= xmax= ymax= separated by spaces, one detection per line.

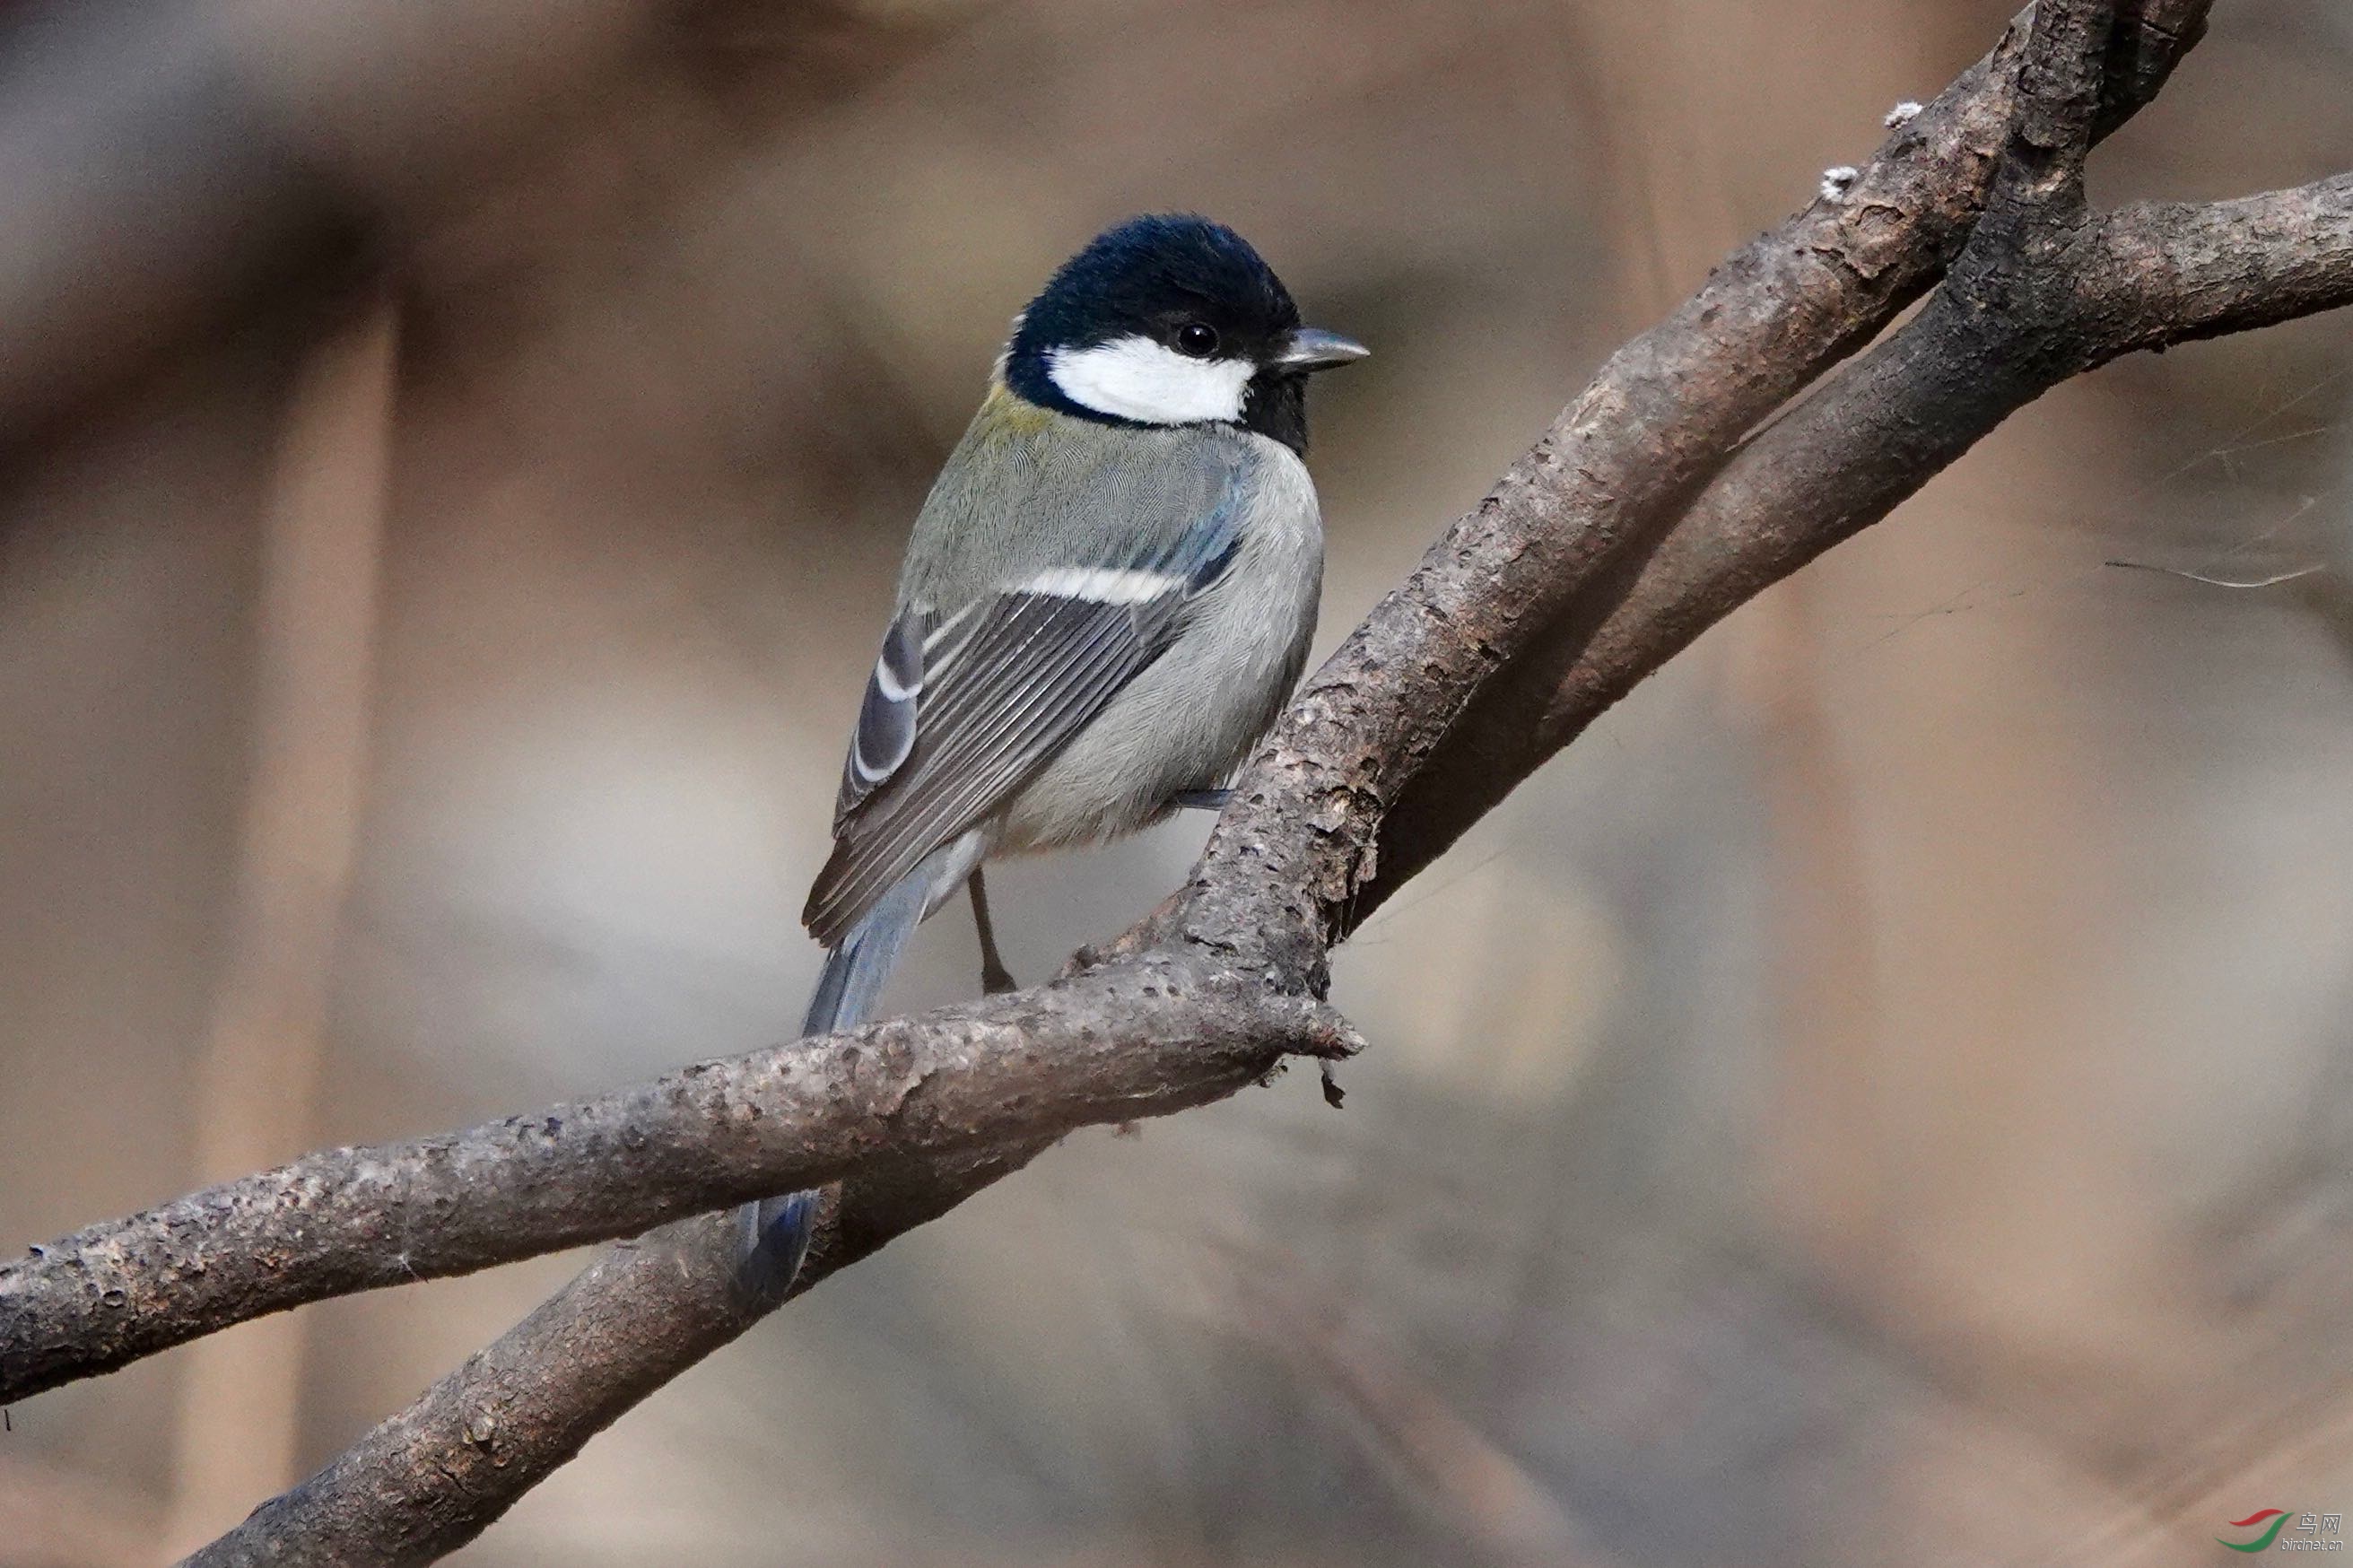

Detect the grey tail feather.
xmin=737 ymin=837 xmax=977 ymax=1302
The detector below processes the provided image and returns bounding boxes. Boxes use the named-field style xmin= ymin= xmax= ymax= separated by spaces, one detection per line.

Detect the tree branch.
xmin=184 ymin=1143 xmax=1055 ymax=1565
xmin=2092 ymin=178 xmax=2353 ymax=348
xmin=1353 ymin=179 xmax=2353 ymax=929
xmin=2 ymin=957 xmax=1356 ymax=1404
xmin=1195 ymin=0 xmax=2209 ymax=947
xmin=1992 ymin=0 xmax=2112 ymax=218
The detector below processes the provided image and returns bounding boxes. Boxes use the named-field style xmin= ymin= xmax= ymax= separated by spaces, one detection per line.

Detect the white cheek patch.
xmin=1044 ymin=335 xmax=1253 ymax=424
xmin=1018 ymin=567 xmax=1185 ymax=605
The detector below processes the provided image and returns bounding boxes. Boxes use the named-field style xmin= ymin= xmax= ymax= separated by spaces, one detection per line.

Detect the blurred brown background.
xmin=5 ymin=0 xmax=2353 ymax=1563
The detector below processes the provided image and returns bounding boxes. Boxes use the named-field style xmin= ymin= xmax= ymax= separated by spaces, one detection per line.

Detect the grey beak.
xmin=1273 ymin=327 xmax=1371 ymax=372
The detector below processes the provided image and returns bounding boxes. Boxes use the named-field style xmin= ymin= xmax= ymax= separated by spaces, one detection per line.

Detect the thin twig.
xmin=2105 ymin=559 xmax=2330 ymax=589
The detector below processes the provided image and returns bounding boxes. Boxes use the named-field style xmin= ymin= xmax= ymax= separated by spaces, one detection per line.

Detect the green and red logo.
xmin=2221 ymin=1511 xmax=2292 ymax=1552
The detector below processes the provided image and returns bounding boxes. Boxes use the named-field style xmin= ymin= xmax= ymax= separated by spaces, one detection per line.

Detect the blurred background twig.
xmin=158 ymin=297 xmax=397 ymax=1558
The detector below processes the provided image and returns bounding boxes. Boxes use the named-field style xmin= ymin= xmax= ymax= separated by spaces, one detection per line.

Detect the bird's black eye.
xmin=1173 ymin=322 xmax=1220 ymax=358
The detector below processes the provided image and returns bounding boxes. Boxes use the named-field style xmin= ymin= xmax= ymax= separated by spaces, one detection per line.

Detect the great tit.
xmin=744 ymin=213 xmax=1366 ymax=1288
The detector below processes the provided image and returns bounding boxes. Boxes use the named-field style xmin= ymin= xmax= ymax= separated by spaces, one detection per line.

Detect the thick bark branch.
xmin=2 ymin=959 xmax=1355 ymax=1405
xmin=1181 ymin=0 xmax=2208 ymax=959
xmin=1686 ymin=170 xmax=2353 ymax=643
xmin=1992 ymin=0 xmax=2111 ymax=216
xmin=2092 ymin=178 xmax=2353 ymax=348
xmin=1353 ymin=170 xmax=2353 ymax=921
xmin=185 ymin=1141 xmax=1053 ymax=1566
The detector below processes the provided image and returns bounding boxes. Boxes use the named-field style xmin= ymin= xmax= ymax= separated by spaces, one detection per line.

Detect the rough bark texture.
xmin=1163 ymin=0 xmax=2221 ymax=953
xmin=2 ymin=961 xmax=1355 ymax=1403
xmin=178 ymin=1145 xmax=1057 ymax=1565
xmin=1354 ymin=124 xmax=2353 ymax=926
xmin=1 ymin=2 xmax=2349 ymax=1563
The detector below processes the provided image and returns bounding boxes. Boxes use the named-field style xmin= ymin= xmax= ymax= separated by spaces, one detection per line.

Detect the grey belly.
xmin=994 ymin=544 xmax=1318 ymax=852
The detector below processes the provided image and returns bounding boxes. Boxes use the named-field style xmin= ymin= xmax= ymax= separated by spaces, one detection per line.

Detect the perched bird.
xmin=744 ymin=213 xmax=1366 ymax=1289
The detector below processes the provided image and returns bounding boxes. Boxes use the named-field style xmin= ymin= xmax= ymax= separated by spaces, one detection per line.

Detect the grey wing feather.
xmin=804 ymin=587 xmax=1185 ymax=945
xmin=834 ymin=613 xmax=926 ymax=827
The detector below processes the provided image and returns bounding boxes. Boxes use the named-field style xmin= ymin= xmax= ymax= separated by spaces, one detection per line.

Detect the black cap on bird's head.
xmin=1002 ymin=213 xmax=1367 ymax=454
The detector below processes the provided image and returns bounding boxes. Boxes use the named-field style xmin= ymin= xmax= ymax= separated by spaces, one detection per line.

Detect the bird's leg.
xmin=1172 ymin=788 xmax=1231 ymax=810
xmin=968 ymin=867 xmax=1020 ymax=995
